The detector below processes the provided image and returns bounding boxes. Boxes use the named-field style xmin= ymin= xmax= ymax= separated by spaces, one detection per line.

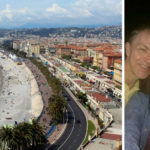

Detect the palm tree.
xmin=0 ymin=126 xmax=13 ymax=150
xmin=0 ymin=120 xmax=46 ymax=150
xmin=30 ymin=119 xmax=46 ymax=148
xmin=12 ymin=122 xmax=32 ymax=150
xmin=49 ymin=95 xmax=67 ymax=124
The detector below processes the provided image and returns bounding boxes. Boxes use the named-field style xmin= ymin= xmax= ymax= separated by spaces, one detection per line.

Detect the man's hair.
xmin=125 ymin=17 xmax=150 ymax=43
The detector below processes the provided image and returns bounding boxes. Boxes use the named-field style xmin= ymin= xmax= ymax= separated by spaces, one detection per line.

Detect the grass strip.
xmin=83 ymin=120 xmax=96 ymax=145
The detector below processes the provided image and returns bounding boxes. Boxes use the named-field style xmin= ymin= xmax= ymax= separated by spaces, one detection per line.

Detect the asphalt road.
xmin=47 ymin=88 xmax=87 ymax=150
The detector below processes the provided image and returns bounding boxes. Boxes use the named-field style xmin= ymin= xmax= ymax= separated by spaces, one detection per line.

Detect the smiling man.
xmin=125 ymin=26 xmax=150 ymax=105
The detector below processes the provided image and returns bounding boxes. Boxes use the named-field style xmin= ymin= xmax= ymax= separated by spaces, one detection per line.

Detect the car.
xmin=76 ymin=119 xmax=80 ymax=123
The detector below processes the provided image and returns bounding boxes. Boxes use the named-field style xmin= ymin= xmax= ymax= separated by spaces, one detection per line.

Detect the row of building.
xmin=40 ymin=55 xmax=118 ymax=125
xmin=13 ymin=40 xmax=122 ymax=87
xmin=13 ymin=40 xmax=121 ymax=69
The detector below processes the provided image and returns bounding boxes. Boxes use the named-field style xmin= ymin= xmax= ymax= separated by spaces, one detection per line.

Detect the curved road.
xmin=47 ymin=88 xmax=87 ymax=150
xmin=2 ymin=52 xmax=87 ymax=150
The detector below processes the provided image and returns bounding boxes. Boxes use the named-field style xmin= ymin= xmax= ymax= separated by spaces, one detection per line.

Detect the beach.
xmin=0 ymin=53 xmax=43 ymax=127
xmin=0 ymin=67 xmax=3 ymax=93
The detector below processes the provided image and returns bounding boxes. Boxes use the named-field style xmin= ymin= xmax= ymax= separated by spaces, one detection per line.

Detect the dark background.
xmin=125 ymin=0 xmax=150 ymax=94
xmin=125 ymin=0 xmax=150 ymax=41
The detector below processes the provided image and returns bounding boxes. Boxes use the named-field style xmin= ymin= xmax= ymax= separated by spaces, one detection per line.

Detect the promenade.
xmin=24 ymin=59 xmax=66 ymax=144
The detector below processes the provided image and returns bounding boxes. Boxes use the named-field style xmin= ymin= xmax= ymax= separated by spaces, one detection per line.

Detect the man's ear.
xmin=125 ymin=42 xmax=131 ymax=57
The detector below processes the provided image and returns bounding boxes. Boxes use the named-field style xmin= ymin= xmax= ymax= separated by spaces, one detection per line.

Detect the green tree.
xmin=49 ymin=95 xmax=67 ymax=124
xmin=81 ymin=62 xmax=91 ymax=69
xmin=62 ymin=55 xmax=71 ymax=60
xmin=30 ymin=58 xmax=62 ymax=95
xmin=72 ymin=59 xmax=80 ymax=63
xmin=76 ymin=92 xmax=88 ymax=104
xmin=18 ymin=51 xmax=27 ymax=58
xmin=10 ymin=123 xmax=31 ymax=150
xmin=30 ymin=119 xmax=46 ymax=148
xmin=0 ymin=120 xmax=46 ymax=150
xmin=0 ymin=126 xmax=13 ymax=150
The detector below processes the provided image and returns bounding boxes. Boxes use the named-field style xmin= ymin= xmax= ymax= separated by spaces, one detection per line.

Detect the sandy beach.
xmin=0 ymin=68 xmax=3 ymax=93
xmin=0 ymin=53 xmax=43 ymax=127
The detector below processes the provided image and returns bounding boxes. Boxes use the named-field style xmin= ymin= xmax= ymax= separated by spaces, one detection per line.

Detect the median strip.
xmin=83 ymin=120 xmax=96 ymax=145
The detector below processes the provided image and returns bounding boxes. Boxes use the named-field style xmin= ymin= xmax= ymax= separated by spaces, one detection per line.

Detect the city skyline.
xmin=0 ymin=0 xmax=122 ymax=28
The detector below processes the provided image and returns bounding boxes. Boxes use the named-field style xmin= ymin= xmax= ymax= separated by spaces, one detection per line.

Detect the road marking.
xmin=46 ymin=107 xmax=69 ymax=150
xmin=57 ymin=104 xmax=75 ymax=150
xmin=65 ymin=108 xmax=69 ymax=124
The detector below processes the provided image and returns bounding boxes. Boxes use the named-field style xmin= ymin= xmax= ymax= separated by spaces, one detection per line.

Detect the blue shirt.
xmin=125 ymin=92 xmax=150 ymax=150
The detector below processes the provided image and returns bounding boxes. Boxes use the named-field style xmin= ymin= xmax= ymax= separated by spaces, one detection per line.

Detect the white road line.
xmin=57 ymin=104 xmax=76 ymax=150
xmin=65 ymin=108 xmax=69 ymax=125
xmin=46 ymin=107 xmax=69 ymax=150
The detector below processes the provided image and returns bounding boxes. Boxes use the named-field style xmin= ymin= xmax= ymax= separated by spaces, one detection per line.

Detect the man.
xmin=125 ymin=27 xmax=150 ymax=105
xmin=125 ymin=92 xmax=150 ymax=150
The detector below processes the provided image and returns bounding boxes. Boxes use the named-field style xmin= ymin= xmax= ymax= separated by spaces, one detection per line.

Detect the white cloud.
xmin=0 ymin=4 xmax=29 ymax=21
xmin=3 ymin=4 xmax=11 ymax=13
xmin=67 ymin=8 xmax=93 ymax=18
xmin=73 ymin=0 xmax=122 ymax=16
xmin=45 ymin=3 xmax=93 ymax=18
xmin=1 ymin=4 xmax=13 ymax=20
xmin=5 ymin=13 xmax=13 ymax=20
xmin=18 ymin=8 xmax=28 ymax=14
xmin=46 ymin=4 xmax=67 ymax=14
xmin=0 ymin=0 xmax=121 ymax=27
xmin=26 ymin=17 xmax=33 ymax=21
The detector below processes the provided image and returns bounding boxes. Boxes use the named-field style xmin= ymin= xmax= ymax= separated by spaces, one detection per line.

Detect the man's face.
xmin=126 ymin=29 xmax=150 ymax=79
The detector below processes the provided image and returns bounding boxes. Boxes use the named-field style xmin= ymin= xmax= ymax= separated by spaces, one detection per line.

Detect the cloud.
xmin=46 ymin=4 xmax=67 ymax=14
xmin=45 ymin=3 xmax=93 ymax=18
xmin=0 ymin=0 xmax=121 ymax=27
xmin=73 ymin=0 xmax=122 ymax=16
xmin=26 ymin=17 xmax=33 ymax=21
xmin=0 ymin=4 xmax=29 ymax=21
xmin=18 ymin=8 xmax=28 ymax=14
xmin=1 ymin=4 xmax=13 ymax=20
xmin=67 ymin=8 xmax=93 ymax=18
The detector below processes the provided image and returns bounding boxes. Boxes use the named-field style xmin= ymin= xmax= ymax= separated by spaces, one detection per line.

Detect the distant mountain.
xmin=4 ymin=23 xmax=121 ymax=29
xmin=7 ymin=25 xmax=121 ymax=39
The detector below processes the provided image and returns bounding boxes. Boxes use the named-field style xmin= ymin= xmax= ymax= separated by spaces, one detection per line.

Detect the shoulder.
xmin=126 ymin=92 xmax=149 ymax=109
xmin=125 ymin=92 xmax=149 ymax=120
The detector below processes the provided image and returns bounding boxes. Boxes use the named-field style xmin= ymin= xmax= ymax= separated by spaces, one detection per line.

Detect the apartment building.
xmin=113 ymin=59 xmax=122 ymax=87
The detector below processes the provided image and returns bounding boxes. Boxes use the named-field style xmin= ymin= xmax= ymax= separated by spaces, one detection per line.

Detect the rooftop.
xmin=96 ymin=75 xmax=105 ymax=79
xmin=58 ymin=66 xmax=70 ymax=73
xmin=89 ymin=92 xmax=111 ymax=103
xmin=115 ymin=59 xmax=122 ymax=64
xmin=100 ymin=133 xmax=122 ymax=141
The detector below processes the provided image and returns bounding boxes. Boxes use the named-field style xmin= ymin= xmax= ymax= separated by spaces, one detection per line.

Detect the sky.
xmin=0 ymin=0 xmax=122 ymax=28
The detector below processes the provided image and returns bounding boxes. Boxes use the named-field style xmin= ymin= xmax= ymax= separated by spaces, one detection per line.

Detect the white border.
xmin=122 ymin=0 xmax=125 ymax=149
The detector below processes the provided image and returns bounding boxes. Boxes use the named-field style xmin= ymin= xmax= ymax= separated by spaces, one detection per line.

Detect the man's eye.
xmin=139 ymin=48 xmax=146 ymax=52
